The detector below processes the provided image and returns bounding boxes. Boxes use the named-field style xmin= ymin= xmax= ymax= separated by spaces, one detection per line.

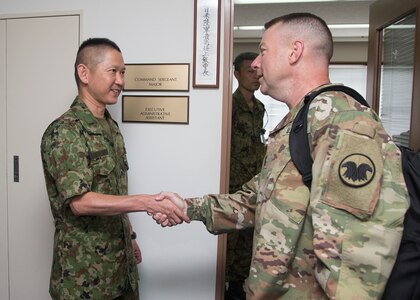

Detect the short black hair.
xmin=233 ymin=52 xmax=258 ymax=72
xmin=74 ymin=37 xmax=121 ymax=86
xmin=77 ymin=37 xmax=121 ymax=55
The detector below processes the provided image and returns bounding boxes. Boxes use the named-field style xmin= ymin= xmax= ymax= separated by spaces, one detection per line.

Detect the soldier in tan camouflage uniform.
xmin=41 ymin=38 xmax=188 ymax=300
xmin=226 ymin=52 xmax=266 ymax=300
xmin=156 ymin=13 xmax=409 ymax=299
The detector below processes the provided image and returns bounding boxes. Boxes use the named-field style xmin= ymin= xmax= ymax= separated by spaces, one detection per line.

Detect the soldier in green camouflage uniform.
xmin=226 ymin=52 xmax=266 ymax=300
xmin=41 ymin=38 xmax=188 ymax=300
xmin=157 ymin=13 xmax=409 ymax=299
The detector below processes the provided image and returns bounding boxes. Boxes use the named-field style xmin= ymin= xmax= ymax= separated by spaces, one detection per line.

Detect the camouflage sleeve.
xmin=186 ymin=174 xmax=260 ymax=234
xmin=41 ymin=121 xmax=92 ymax=205
xmin=308 ymin=92 xmax=409 ymax=298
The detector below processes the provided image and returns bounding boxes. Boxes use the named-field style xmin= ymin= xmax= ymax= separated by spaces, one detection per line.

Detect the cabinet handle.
xmin=13 ymin=155 xmax=19 ymax=182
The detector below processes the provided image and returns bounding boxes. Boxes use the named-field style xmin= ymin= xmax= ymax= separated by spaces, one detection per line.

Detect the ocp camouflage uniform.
xmin=186 ymin=84 xmax=409 ymax=299
xmin=41 ymin=97 xmax=139 ymax=300
xmin=226 ymin=89 xmax=266 ymax=284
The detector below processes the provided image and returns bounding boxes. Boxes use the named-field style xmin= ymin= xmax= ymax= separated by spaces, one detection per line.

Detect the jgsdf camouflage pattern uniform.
xmin=227 ymin=89 xmax=266 ymax=283
xmin=229 ymin=88 xmax=266 ymax=193
xmin=187 ymin=84 xmax=409 ymax=299
xmin=41 ymin=97 xmax=139 ymax=300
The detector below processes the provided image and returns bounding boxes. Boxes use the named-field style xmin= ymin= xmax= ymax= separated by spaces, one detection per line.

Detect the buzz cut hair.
xmin=264 ymin=12 xmax=333 ymax=62
xmin=74 ymin=37 xmax=121 ymax=86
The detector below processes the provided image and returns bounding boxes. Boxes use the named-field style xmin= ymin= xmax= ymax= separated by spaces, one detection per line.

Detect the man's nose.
xmin=251 ymin=55 xmax=260 ymax=69
xmin=116 ymin=72 xmax=124 ymax=85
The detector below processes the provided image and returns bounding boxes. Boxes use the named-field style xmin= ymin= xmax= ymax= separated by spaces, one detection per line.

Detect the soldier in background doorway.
xmin=226 ymin=52 xmax=267 ymax=300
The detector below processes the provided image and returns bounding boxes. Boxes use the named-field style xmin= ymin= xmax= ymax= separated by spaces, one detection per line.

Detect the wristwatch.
xmin=130 ymin=231 xmax=137 ymax=240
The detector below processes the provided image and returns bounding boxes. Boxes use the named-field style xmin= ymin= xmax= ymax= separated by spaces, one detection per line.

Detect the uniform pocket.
xmin=257 ymin=156 xmax=310 ymax=225
xmin=320 ymin=129 xmax=383 ymax=220
xmin=258 ymin=159 xmax=287 ymax=202
xmin=90 ymin=152 xmax=116 ymax=176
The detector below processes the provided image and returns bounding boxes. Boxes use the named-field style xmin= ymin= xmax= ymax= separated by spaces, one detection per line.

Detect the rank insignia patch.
xmin=339 ymin=153 xmax=376 ymax=187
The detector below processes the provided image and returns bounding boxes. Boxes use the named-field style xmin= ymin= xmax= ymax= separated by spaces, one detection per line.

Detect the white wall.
xmin=0 ymin=1 xmax=223 ymax=299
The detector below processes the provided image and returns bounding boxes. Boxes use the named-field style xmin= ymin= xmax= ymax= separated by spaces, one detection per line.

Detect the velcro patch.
xmin=322 ymin=130 xmax=383 ymax=219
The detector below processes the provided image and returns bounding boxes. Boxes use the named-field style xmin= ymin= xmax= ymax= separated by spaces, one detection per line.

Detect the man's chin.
xmin=105 ymin=98 xmax=119 ymax=106
xmin=259 ymin=87 xmax=269 ymax=96
xmin=111 ymin=94 xmax=121 ymax=102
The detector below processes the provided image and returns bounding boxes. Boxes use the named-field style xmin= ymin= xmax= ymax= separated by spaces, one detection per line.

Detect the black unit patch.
xmin=339 ymin=153 xmax=376 ymax=188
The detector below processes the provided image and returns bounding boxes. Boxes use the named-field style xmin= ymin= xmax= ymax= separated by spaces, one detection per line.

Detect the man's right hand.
xmin=152 ymin=191 xmax=188 ymax=227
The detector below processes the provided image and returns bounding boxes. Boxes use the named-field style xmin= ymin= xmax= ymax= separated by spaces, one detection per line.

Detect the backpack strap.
xmin=290 ymin=85 xmax=369 ymax=189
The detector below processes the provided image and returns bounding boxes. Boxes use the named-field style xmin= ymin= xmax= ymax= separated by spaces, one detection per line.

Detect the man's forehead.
xmin=259 ymin=27 xmax=273 ymax=44
xmin=95 ymin=52 xmax=125 ymax=69
xmin=258 ymin=38 xmax=269 ymax=50
xmin=240 ymin=61 xmax=255 ymax=70
xmin=260 ymin=24 xmax=285 ymax=47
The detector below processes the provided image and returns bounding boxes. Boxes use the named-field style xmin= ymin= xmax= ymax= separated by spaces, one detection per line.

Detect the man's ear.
xmin=289 ymin=41 xmax=304 ymax=64
xmin=233 ymin=69 xmax=240 ymax=80
xmin=77 ymin=64 xmax=89 ymax=84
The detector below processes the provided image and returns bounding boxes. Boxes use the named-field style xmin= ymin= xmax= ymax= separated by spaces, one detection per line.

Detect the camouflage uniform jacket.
xmin=187 ymin=84 xmax=409 ymax=299
xmin=41 ymin=97 xmax=138 ymax=300
xmin=226 ymin=89 xmax=266 ymax=283
xmin=230 ymin=88 xmax=266 ymax=193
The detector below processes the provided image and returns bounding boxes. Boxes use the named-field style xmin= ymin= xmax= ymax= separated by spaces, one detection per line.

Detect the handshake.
xmin=148 ymin=191 xmax=189 ymax=227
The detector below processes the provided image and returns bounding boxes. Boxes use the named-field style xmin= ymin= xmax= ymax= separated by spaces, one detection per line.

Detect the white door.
xmin=2 ymin=15 xmax=79 ymax=300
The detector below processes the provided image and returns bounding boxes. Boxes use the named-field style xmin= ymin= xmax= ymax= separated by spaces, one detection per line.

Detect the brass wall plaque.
xmin=122 ymin=96 xmax=189 ymax=124
xmin=124 ymin=64 xmax=189 ymax=91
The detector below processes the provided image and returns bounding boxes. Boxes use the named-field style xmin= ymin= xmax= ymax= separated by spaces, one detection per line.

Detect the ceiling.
xmin=233 ymin=0 xmax=375 ymax=42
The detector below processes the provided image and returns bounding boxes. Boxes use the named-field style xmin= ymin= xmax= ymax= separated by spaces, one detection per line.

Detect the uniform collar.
xmin=233 ymin=88 xmax=264 ymax=113
xmin=269 ymin=100 xmax=304 ymax=137
xmin=268 ymin=83 xmax=336 ymax=137
xmin=70 ymin=97 xmax=117 ymax=135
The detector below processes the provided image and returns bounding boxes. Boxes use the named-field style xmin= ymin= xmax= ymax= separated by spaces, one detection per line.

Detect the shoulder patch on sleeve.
xmin=339 ymin=153 xmax=376 ymax=187
xmin=321 ymin=130 xmax=383 ymax=219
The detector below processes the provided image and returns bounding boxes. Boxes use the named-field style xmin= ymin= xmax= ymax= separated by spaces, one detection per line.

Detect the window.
xmin=378 ymin=13 xmax=416 ymax=148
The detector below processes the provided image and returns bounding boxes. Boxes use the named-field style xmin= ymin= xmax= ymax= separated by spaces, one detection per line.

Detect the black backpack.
xmin=289 ymin=84 xmax=420 ymax=300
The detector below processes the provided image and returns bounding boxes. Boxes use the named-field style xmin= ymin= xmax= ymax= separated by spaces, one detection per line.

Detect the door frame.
xmin=217 ymin=0 xmax=234 ymax=299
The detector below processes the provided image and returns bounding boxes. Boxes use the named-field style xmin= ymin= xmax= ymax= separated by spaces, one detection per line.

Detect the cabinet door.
xmin=5 ymin=15 xmax=79 ymax=300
